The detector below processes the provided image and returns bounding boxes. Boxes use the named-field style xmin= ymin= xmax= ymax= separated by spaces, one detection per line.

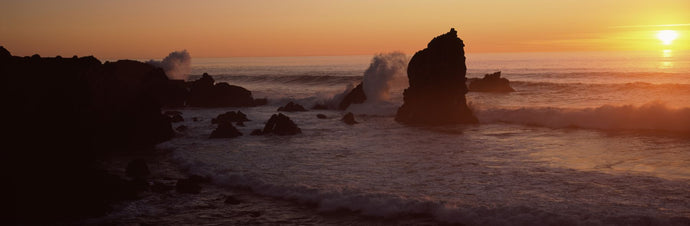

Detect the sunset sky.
xmin=1 ymin=0 xmax=688 ymax=58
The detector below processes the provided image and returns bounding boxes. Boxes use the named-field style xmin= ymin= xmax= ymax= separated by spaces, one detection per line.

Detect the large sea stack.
xmin=395 ymin=28 xmax=478 ymax=124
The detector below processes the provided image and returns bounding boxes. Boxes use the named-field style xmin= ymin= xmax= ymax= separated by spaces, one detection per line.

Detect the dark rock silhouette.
xmin=342 ymin=112 xmax=358 ymax=125
xmin=170 ymin=114 xmax=184 ymax=122
xmin=161 ymin=79 xmax=189 ymax=107
xmin=468 ymin=71 xmax=515 ymax=92
xmin=212 ymin=111 xmax=250 ymax=124
xmin=0 ymin=46 xmax=10 ymax=59
xmin=236 ymin=121 xmax=245 ymax=127
xmin=187 ymin=73 xmax=255 ymax=107
xmin=278 ymin=101 xmax=308 ymax=112
xmin=3 ymin=47 xmax=176 ymax=222
xmin=176 ymin=125 xmax=188 ymax=131
xmin=125 ymin=159 xmax=150 ymax=179
xmin=317 ymin=114 xmax=328 ymax=119
xmin=339 ymin=82 xmax=366 ymax=110
xmin=164 ymin=110 xmax=184 ymax=123
xmin=209 ymin=121 xmax=243 ymax=138
xmin=262 ymin=113 xmax=301 ymax=135
xmin=395 ymin=28 xmax=478 ymax=124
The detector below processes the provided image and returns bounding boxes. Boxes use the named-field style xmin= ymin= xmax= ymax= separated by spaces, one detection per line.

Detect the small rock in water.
xmin=341 ymin=112 xmax=357 ymax=125
xmin=277 ymin=101 xmax=308 ymax=112
xmin=212 ymin=111 xmax=250 ymax=124
xmin=262 ymin=113 xmax=301 ymax=135
xmin=176 ymin=125 xmax=188 ymax=131
xmin=209 ymin=122 xmax=242 ymax=138
xmin=468 ymin=71 xmax=515 ymax=92
xmin=316 ymin=114 xmax=327 ymax=119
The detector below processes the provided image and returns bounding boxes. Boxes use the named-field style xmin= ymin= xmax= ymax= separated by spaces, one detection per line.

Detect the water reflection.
xmin=660 ymin=49 xmax=673 ymax=69
xmin=662 ymin=49 xmax=673 ymax=58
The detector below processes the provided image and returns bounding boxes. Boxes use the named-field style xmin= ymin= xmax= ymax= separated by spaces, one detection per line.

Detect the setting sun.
xmin=657 ymin=30 xmax=679 ymax=45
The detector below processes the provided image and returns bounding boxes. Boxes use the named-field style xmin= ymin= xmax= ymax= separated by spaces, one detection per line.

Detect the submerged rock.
xmin=395 ymin=28 xmax=478 ymax=124
xmin=212 ymin=111 xmax=250 ymax=124
xmin=469 ymin=71 xmax=515 ymax=92
xmin=209 ymin=122 xmax=242 ymax=138
xmin=339 ymin=82 xmax=366 ymax=110
xmin=341 ymin=112 xmax=357 ymax=125
xmin=277 ymin=101 xmax=308 ymax=112
xmin=316 ymin=114 xmax=328 ymax=119
xmin=262 ymin=113 xmax=301 ymax=135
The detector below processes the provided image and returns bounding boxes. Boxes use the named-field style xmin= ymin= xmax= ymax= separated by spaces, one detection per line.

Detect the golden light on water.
xmin=662 ymin=49 xmax=672 ymax=57
xmin=657 ymin=30 xmax=678 ymax=45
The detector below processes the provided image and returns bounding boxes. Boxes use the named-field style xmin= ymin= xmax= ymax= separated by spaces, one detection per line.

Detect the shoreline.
xmin=80 ymin=148 xmax=443 ymax=225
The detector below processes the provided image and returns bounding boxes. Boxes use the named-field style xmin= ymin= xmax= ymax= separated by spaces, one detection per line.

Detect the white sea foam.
xmin=477 ymin=101 xmax=690 ymax=133
xmin=147 ymin=50 xmax=191 ymax=80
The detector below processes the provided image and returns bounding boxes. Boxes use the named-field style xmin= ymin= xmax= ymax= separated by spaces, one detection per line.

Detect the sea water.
xmin=157 ymin=51 xmax=689 ymax=225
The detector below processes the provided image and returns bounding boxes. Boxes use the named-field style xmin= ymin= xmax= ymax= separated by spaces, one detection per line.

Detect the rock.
xmin=5 ymin=51 xmax=176 ymax=222
xmin=341 ymin=112 xmax=357 ymax=125
xmin=187 ymin=73 xmax=255 ymax=107
xmin=161 ymin=79 xmax=189 ymax=107
xmin=209 ymin=121 xmax=243 ymax=138
xmin=0 ymin=46 xmax=10 ymax=59
xmin=469 ymin=71 xmax=515 ymax=92
xmin=236 ymin=121 xmax=245 ymax=127
xmin=339 ymin=82 xmax=366 ymax=110
xmin=169 ymin=114 xmax=184 ymax=122
xmin=176 ymin=125 xmax=188 ymax=131
xmin=395 ymin=28 xmax=478 ymax=124
xmin=212 ymin=111 xmax=249 ymax=124
xmin=250 ymin=129 xmax=264 ymax=136
xmin=316 ymin=114 xmax=327 ymax=119
xmin=262 ymin=113 xmax=301 ymax=135
xmin=277 ymin=101 xmax=308 ymax=112
xmin=125 ymin=159 xmax=150 ymax=179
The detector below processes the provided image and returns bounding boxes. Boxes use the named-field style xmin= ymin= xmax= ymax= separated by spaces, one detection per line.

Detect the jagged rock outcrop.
xmin=209 ymin=121 xmax=243 ymax=138
xmin=278 ymin=101 xmax=308 ymax=112
xmin=187 ymin=73 xmax=255 ymax=107
xmin=469 ymin=71 xmax=515 ymax=92
xmin=212 ymin=111 xmax=250 ymax=124
xmin=3 ymin=47 xmax=176 ymax=222
xmin=0 ymin=46 xmax=11 ymax=59
xmin=338 ymin=82 xmax=366 ymax=110
xmin=261 ymin=113 xmax=301 ymax=135
xmin=395 ymin=28 xmax=478 ymax=124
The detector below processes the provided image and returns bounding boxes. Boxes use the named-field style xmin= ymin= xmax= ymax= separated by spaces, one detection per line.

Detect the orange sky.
xmin=1 ymin=0 xmax=688 ymax=58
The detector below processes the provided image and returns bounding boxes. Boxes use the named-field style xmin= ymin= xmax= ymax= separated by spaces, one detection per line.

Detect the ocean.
xmin=110 ymin=51 xmax=690 ymax=225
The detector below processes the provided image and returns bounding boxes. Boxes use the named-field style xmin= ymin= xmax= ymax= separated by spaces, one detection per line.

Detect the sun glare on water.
xmin=657 ymin=30 xmax=678 ymax=45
